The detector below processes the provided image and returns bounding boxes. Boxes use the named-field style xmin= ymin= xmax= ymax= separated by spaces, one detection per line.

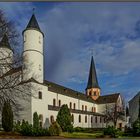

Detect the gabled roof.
xmin=86 ymin=56 xmax=100 ymax=89
xmin=0 ymin=34 xmax=12 ymax=50
xmin=26 ymin=14 xmax=41 ymax=32
xmin=44 ymin=80 xmax=96 ymax=103
xmin=129 ymin=92 xmax=140 ymax=103
xmin=96 ymin=93 xmax=120 ymax=104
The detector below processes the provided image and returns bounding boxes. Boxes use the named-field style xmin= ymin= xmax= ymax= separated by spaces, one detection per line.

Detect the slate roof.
xmin=44 ymin=80 xmax=96 ymax=103
xmin=86 ymin=56 xmax=100 ymax=90
xmin=129 ymin=92 xmax=140 ymax=103
xmin=96 ymin=93 xmax=120 ymax=104
xmin=0 ymin=34 xmax=12 ymax=50
xmin=26 ymin=14 xmax=41 ymax=31
xmin=23 ymin=14 xmax=44 ymax=36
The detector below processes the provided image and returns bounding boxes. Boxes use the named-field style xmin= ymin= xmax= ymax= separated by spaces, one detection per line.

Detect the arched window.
xmin=82 ymin=105 xmax=84 ymax=111
xmin=85 ymin=116 xmax=87 ymax=123
xmin=71 ymin=114 xmax=74 ymax=123
xmin=95 ymin=116 xmax=97 ymax=123
xmin=70 ymin=102 xmax=72 ymax=109
xmin=50 ymin=115 xmax=54 ymax=123
xmin=58 ymin=100 xmax=61 ymax=107
xmin=73 ymin=103 xmax=76 ymax=110
xmin=38 ymin=91 xmax=42 ymax=99
xmin=79 ymin=115 xmax=81 ymax=123
xmin=53 ymin=99 xmax=56 ymax=106
xmin=85 ymin=105 xmax=87 ymax=111
xmin=91 ymin=116 xmax=93 ymax=123
xmin=89 ymin=91 xmax=92 ymax=96
xmin=94 ymin=92 xmax=96 ymax=96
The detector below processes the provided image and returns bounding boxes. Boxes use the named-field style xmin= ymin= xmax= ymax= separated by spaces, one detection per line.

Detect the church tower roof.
xmin=0 ymin=34 xmax=12 ymax=50
xmin=86 ymin=56 xmax=100 ymax=89
xmin=26 ymin=14 xmax=41 ymax=32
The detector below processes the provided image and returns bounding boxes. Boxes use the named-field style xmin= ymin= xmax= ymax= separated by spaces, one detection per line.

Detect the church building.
xmin=0 ymin=14 xmax=125 ymax=129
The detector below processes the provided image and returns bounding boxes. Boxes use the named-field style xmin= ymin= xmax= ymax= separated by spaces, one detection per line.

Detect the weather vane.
xmin=32 ymin=8 xmax=35 ymax=14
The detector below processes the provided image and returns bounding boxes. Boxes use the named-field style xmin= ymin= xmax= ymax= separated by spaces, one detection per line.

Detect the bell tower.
xmin=86 ymin=56 xmax=100 ymax=100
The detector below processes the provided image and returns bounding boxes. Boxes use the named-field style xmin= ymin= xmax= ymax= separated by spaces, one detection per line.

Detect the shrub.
xmin=2 ymin=101 xmax=13 ymax=132
xmin=56 ymin=104 xmax=73 ymax=132
xmin=132 ymin=118 xmax=140 ymax=136
xmin=14 ymin=121 xmax=21 ymax=132
xmin=49 ymin=121 xmax=62 ymax=136
xmin=103 ymin=126 xmax=121 ymax=138
xmin=32 ymin=127 xmax=50 ymax=136
xmin=73 ymin=127 xmax=85 ymax=132
xmin=18 ymin=120 xmax=50 ymax=136
xmin=20 ymin=120 xmax=33 ymax=136
xmin=123 ymin=126 xmax=133 ymax=136
xmin=33 ymin=112 xmax=39 ymax=129
xmin=66 ymin=125 xmax=74 ymax=133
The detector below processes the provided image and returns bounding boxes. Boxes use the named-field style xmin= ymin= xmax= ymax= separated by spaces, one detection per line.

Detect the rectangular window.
xmin=38 ymin=91 xmax=42 ymax=99
xmin=95 ymin=116 xmax=97 ymax=123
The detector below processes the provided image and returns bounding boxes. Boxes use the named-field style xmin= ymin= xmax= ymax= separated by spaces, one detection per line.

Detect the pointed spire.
xmin=86 ymin=56 xmax=100 ymax=89
xmin=26 ymin=14 xmax=41 ymax=32
xmin=0 ymin=34 xmax=12 ymax=50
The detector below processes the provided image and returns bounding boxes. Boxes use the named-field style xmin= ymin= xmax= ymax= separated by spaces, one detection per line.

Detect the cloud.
xmin=1 ymin=2 xmax=140 ymax=101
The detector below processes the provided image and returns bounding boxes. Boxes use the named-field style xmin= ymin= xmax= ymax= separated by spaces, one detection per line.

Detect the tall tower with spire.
xmin=86 ymin=56 xmax=100 ymax=100
xmin=22 ymin=14 xmax=44 ymax=83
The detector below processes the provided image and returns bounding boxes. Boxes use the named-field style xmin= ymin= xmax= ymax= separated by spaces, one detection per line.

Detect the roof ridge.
xmin=100 ymin=93 xmax=120 ymax=97
xmin=44 ymin=80 xmax=84 ymax=94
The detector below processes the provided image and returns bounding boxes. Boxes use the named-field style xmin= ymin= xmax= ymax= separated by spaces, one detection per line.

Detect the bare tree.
xmin=0 ymin=9 xmax=19 ymax=47
xmin=104 ymin=102 xmax=125 ymax=128
xmin=0 ymin=9 xmax=36 ymax=116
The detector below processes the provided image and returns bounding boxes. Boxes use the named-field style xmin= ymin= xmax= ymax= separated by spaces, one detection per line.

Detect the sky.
xmin=0 ymin=2 xmax=140 ymax=102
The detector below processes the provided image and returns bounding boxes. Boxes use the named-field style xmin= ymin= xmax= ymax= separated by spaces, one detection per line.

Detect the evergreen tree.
xmin=2 ymin=101 xmax=13 ymax=132
xmin=33 ymin=112 xmax=39 ymax=129
xmin=56 ymin=104 xmax=73 ymax=132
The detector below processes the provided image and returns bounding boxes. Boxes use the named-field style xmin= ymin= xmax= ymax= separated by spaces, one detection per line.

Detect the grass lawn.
xmin=60 ymin=132 xmax=104 ymax=139
xmin=119 ymin=136 xmax=140 ymax=139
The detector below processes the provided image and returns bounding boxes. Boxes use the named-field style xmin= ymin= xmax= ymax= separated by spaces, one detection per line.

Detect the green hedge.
xmin=14 ymin=120 xmax=50 ymax=136
xmin=73 ymin=127 xmax=104 ymax=133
